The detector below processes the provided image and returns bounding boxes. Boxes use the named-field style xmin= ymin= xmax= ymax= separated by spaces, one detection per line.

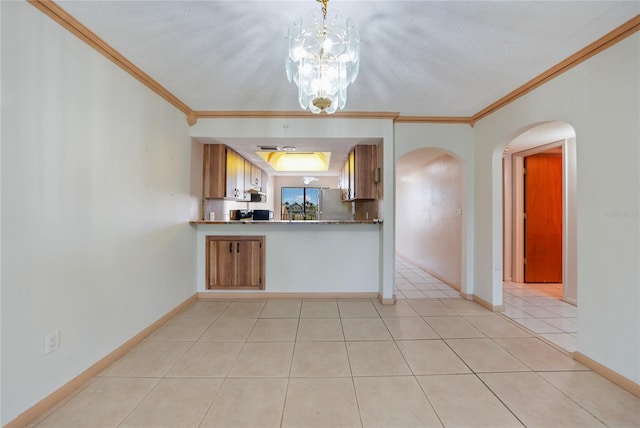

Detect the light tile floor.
xmin=396 ymin=257 xmax=578 ymax=353
xmin=502 ymin=280 xmax=578 ymax=353
xmin=30 ymin=296 xmax=639 ymax=427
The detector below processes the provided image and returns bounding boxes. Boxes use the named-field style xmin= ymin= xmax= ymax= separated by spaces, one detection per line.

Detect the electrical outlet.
xmin=44 ymin=330 xmax=60 ymax=355
xmin=280 ymin=264 xmax=288 ymax=275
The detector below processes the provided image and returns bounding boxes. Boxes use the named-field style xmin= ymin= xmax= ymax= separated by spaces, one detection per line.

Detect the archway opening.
xmin=395 ymin=148 xmax=463 ymax=299
xmin=501 ymin=121 xmax=578 ymax=352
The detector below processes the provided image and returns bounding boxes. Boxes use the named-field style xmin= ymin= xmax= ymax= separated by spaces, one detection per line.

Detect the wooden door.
xmin=225 ymin=149 xmax=240 ymax=198
xmin=241 ymin=159 xmax=250 ymax=200
xmin=208 ymin=239 xmax=236 ymax=287
xmin=353 ymin=145 xmax=376 ymax=200
xmin=206 ymin=236 xmax=265 ymax=290
xmin=524 ymin=153 xmax=562 ymax=282
xmin=202 ymin=144 xmax=226 ymax=198
xmin=341 ymin=159 xmax=350 ymax=201
xmin=235 ymin=239 xmax=263 ymax=288
xmin=348 ymin=150 xmax=356 ymax=200
xmin=250 ymin=164 xmax=262 ymax=190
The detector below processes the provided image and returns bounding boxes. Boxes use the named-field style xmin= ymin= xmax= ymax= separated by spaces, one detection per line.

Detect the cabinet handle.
xmin=237 ymin=242 xmax=240 ymax=253
xmin=229 ymin=242 xmax=232 ymax=253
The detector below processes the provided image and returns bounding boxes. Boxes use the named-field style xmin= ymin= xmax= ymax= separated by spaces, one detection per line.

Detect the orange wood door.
xmin=524 ymin=154 xmax=562 ymax=283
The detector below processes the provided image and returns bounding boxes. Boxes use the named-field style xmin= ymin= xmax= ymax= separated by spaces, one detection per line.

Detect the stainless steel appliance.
xmin=252 ymin=210 xmax=273 ymax=221
xmin=319 ymin=189 xmax=353 ymax=220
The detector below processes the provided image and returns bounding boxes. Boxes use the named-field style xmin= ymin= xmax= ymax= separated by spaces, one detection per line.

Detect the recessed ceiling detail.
xmin=257 ymin=151 xmax=331 ymax=172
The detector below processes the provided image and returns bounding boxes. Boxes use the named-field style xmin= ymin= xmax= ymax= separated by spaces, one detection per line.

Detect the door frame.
xmin=503 ymin=138 xmax=577 ymax=304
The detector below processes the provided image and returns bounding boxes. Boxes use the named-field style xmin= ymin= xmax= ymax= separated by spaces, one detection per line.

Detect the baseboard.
xmin=465 ymin=293 xmax=505 ymax=312
xmin=573 ymin=352 xmax=640 ymax=398
xmin=197 ymin=291 xmax=379 ymax=300
xmin=5 ymin=293 xmax=198 ymax=428
xmin=377 ymin=293 xmax=397 ymax=305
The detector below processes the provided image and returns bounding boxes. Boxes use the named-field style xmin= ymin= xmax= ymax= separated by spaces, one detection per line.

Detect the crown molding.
xmin=28 ymin=0 xmax=195 ymax=121
xmin=394 ymin=116 xmax=474 ymax=125
xmin=29 ymin=1 xmax=639 ymax=127
xmin=193 ymin=111 xmax=399 ymax=121
xmin=472 ymin=14 xmax=640 ymax=123
xmin=194 ymin=111 xmax=476 ymax=125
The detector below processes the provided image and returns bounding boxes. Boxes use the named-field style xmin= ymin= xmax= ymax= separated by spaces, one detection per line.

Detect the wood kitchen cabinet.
xmin=206 ymin=235 xmax=265 ymax=289
xmin=203 ymin=144 xmax=226 ymax=198
xmin=202 ymin=144 xmax=266 ymax=201
xmin=249 ymin=163 xmax=262 ymax=191
xmin=340 ymin=144 xmax=377 ymax=201
xmin=226 ymin=148 xmax=247 ymax=200
xmin=340 ymin=157 xmax=350 ymax=201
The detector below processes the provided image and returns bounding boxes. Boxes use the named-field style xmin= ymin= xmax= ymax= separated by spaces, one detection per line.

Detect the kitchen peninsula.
xmin=191 ymin=220 xmax=382 ymax=294
xmin=191 ymin=139 xmax=386 ymax=298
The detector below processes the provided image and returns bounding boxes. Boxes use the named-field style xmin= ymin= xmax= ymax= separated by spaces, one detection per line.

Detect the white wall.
xmin=1 ymin=2 xmax=196 ymax=423
xmin=473 ymin=33 xmax=640 ymax=383
xmin=396 ymin=153 xmax=462 ymax=287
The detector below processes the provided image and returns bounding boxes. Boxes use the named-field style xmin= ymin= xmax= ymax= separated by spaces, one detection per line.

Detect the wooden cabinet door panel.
xmin=208 ymin=239 xmax=236 ymax=287
xmin=348 ymin=150 xmax=356 ymax=200
xmin=235 ymin=240 xmax=263 ymax=287
xmin=206 ymin=236 xmax=265 ymax=290
xmin=225 ymin=149 xmax=240 ymax=199
xmin=341 ymin=159 xmax=350 ymax=201
xmin=354 ymin=145 xmax=376 ymax=200
xmin=203 ymin=144 xmax=226 ymax=198
xmin=250 ymin=164 xmax=262 ymax=190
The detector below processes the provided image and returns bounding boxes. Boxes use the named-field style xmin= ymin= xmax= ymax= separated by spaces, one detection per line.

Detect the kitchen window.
xmin=281 ymin=187 xmax=322 ymax=220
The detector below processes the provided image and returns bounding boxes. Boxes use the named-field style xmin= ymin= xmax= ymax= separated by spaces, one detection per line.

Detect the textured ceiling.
xmin=46 ymin=1 xmax=638 ymax=175
xmin=58 ymin=1 xmax=639 ymax=117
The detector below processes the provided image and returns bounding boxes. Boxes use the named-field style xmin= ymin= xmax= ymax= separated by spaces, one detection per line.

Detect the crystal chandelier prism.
xmin=286 ymin=0 xmax=360 ymax=114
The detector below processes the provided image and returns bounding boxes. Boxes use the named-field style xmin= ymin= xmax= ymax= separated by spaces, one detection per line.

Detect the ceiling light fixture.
xmin=286 ymin=0 xmax=360 ymax=114
xmin=257 ymin=151 xmax=331 ymax=172
xmin=303 ymin=176 xmax=319 ymax=185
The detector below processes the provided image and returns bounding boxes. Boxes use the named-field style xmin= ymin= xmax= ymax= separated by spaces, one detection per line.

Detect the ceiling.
xmin=50 ymin=1 xmax=638 ymax=174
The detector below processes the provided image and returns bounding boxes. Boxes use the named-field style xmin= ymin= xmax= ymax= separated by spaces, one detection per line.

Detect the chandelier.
xmin=286 ymin=0 xmax=360 ymax=114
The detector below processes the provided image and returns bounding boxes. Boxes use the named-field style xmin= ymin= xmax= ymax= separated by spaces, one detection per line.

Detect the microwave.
xmin=252 ymin=210 xmax=273 ymax=221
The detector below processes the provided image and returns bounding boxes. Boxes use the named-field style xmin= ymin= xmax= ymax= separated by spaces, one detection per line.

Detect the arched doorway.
xmin=396 ymin=148 xmax=464 ymax=299
xmin=500 ymin=121 xmax=578 ymax=352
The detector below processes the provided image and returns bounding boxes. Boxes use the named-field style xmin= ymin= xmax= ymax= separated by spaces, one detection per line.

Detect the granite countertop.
xmin=189 ymin=219 xmax=382 ymax=225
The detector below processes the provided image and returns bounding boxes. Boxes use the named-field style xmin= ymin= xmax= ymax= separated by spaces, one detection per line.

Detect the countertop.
xmin=189 ymin=219 xmax=382 ymax=225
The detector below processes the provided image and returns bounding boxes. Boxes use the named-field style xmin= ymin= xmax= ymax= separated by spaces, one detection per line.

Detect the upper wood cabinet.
xmin=226 ymin=148 xmax=247 ymax=200
xmin=203 ymin=144 xmax=226 ymax=198
xmin=203 ymin=144 xmax=266 ymax=200
xmin=206 ymin=235 xmax=265 ymax=290
xmin=249 ymin=163 xmax=262 ymax=190
xmin=341 ymin=144 xmax=377 ymax=201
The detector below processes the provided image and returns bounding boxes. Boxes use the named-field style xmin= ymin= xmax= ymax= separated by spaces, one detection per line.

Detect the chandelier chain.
xmin=319 ymin=0 xmax=328 ymax=20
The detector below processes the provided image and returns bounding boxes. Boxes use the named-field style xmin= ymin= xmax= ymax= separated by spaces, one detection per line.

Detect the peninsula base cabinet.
xmin=206 ymin=235 xmax=265 ymax=290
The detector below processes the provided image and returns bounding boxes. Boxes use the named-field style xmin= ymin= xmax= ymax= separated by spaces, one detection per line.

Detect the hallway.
xmin=396 ymin=257 xmax=576 ymax=353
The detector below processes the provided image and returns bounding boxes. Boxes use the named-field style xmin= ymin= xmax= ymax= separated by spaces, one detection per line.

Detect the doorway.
xmin=501 ymin=122 xmax=578 ymax=352
xmin=396 ymin=149 xmax=463 ymax=298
